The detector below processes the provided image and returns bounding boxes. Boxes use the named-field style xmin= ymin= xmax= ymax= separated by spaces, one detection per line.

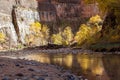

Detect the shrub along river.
xmin=1 ymin=52 xmax=120 ymax=80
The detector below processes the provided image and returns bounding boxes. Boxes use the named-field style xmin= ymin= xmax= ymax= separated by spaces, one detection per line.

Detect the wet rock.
xmin=67 ymin=75 xmax=76 ymax=80
xmin=25 ymin=61 xmax=37 ymax=66
xmin=15 ymin=73 xmax=24 ymax=77
xmin=62 ymin=72 xmax=79 ymax=80
xmin=78 ymin=76 xmax=87 ymax=80
xmin=37 ymin=77 xmax=45 ymax=80
xmin=25 ymin=62 xmax=33 ymax=65
xmin=33 ymin=76 xmax=39 ymax=79
xmin=15 ymin=62 xmax=24 ymax=68
xmin=2 ymin=76 xmax=10 ymax=80
xmin=15 ymin=78 xmax=22 ymax=80
xmin=0 ymin=64 xmax=5 ymax=67
xmin=33 ymin=76 xmax=45 ymax=80
xmin=28 ymin=68 xmax=34 ymax=71
xmin=22 ymin=77 xmax=29 ymax=80
xmin=15 ymin=63 xmax=20 ymax=67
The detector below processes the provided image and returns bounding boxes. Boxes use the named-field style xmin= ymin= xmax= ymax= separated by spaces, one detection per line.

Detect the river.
xmin=2 ymin=52 xmax=120 ymax=80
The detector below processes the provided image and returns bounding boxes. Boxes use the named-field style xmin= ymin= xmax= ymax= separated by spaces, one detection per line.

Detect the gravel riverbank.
xmin=0 ymin=47 xmax=88 ymax=80
xmin=0 ymin=57 xmax=87 ymax=80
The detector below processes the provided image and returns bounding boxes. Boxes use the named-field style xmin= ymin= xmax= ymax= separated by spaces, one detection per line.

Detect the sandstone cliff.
xmin=0 ymin=0 xmax=99 ymax=50
xmin=0 ymin=0 xmax=39 ymax=49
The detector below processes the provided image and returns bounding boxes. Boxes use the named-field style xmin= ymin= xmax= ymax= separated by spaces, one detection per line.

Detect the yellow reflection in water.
xmin=91 ymin=59 xmax=104 ymax=76
xmin=63 ymin=54 xmax=73 ymax=67
xmin=25 ymin=54 xmax=50 ymax=64
xmin=77 ymin=54 xmax=91 ymax=71
xmin=77 ymin=54 xmax=104 ymax=75
xmin=53 ymin=57 xmax=63 ymax=65
xmin=52 ymin=54 xmax=73 ymax=67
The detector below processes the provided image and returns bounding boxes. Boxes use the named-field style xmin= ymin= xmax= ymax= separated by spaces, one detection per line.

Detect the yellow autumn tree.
xmin=51 ymin=27 xmax=74 ymax=46
xmin=74 ymin=15 xmax=102 ymax=46
xmin=51 ymin=32 xmax=63 ymax=45
xmin=26 ymin=22 xmax=49 ymax=46
xmin=0 ymin=32 xmax=5 ymax=43
xmin=62 ymin=26 xmax=74 ymax=45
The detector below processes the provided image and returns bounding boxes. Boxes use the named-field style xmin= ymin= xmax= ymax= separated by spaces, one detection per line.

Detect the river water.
xmin=4 ymin=52 xmax=120 ymax=80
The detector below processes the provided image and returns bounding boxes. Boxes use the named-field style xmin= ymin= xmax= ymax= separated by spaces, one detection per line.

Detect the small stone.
xmin=25 ymin=62 xmax=32 ymax=65
xmin=28 ymin=68 xmax=34 ymax=71
xmin=37 ymin=77 xmax=44 ymax=80
xmin=15 ymin=73 xmax=24 ymax=77
xmin=19 ymin=66 xmax=24 ymax=68
xmin=33 ymin=76 xmax=39 ymax=79
xmin=32 ymin=75 xmax=45 ymax=80
xmin=15 ymin=63 xmax=20 ymax=67
xmin=22 ymin=77 xmax=29 ymax=80
xmin=67 ymin=75 xmax=75 ymax=80
xmin=15 ymin=78 xmax=23 ymax=80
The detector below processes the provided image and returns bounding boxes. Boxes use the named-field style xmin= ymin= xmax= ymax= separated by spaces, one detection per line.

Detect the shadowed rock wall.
xmin=37 ymin=0 xmax=100 ymax=33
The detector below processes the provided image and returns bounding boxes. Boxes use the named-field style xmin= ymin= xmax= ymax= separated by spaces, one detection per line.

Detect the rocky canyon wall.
xmin=37 ymin=0 xmax=100 ymax=32
xmin=0 ymin=0 xmax=40 ymax=50
xmin=0 ymin=0 xmax=100 ymax=50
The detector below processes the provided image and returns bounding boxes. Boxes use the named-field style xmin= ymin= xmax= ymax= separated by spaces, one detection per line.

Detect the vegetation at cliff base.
xmin=0 ymin=32 xmax=5 ymax=43
xmin=25 ymin=22 xmax=49 ymax=46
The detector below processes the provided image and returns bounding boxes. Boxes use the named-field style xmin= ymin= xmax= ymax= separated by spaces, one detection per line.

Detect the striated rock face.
xmin=37 ymin=0 xmax=99 ymax=22
xmin=0 ymin=0 xmax=40 ymax=49
xmin=37 ymin=0 xmax=100 ymax=32
xmin=0 ymin=0 xmax=16 ymax=15
xmin=0 ymin=0 xmax=37 ymax=15
xmin=14 ymin=7 xmax=40 ymax=44
xmin=0 ymin=13 xmax=18 ymax=45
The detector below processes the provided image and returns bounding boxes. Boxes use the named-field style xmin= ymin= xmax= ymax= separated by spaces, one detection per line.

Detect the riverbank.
xmin=0 ymin=57 xmax=86 ymax=80
xmin=0 ymin=46 xmax=119 ymax=57
xmin=0 ymin=47 xmax=119 ymax=80
xmin=0 ymin=46 xmax=90 ymax=80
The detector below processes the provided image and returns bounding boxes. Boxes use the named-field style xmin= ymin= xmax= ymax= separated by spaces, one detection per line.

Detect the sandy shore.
xmin=0 ymin=57 xmax=86 ymax=80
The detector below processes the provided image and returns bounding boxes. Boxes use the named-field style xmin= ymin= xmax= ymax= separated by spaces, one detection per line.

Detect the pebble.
xmin=32 ymin=75 xmax=45 ymax=80
xmin=37 ymin=77 xmax=45 ymax=80
xmin=67 ymin=75 xmax=76 ymax=80
xmin=14 ymin=78 xmax=22 ymax=80
xmin=22 ymin=77 xmax=29 ymax=80
xmin=25 ymin=62 xmax=38 ymax=66
xmin=33 ymin=76 xmax=39 ymax=79
xmin=28 ymin=68 xmax=34 ymax=71
xmin=15 ymin=63 xmax=20 ymax=67
xmin=15 ymin=73 xmax=24 ymax=77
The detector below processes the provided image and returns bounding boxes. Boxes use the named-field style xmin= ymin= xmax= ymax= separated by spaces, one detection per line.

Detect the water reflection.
xmin=10 ymin=53 xmax=120 ymax=80
xmin=102 ymin=55 xmax=120 ymax=80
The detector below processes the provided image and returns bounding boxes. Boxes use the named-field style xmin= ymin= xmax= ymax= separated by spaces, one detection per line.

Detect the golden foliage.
xmin=74 ymin=15 xmax=102 ymax=46
xmin=51 ymin=33 xmax=63 ymax=45
xmin=51 ymin=15 xmax=103 ymax=46
xmin=26 ymin=22 xmax=49 ymax=46
xmin=30 ymin=22 xmax=42 ymax=33
xmin=41 ymin=24 xmax=49 ymax=39
xmin=51 ymin=27 xmax=74 ymax=46
xmin=0 ymin=32 xmax=5 ymax=43
xmin=89 ymin=15 xmax=102 ymax=24
xmin=62 ymin=26 xmax=74 ymax=45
